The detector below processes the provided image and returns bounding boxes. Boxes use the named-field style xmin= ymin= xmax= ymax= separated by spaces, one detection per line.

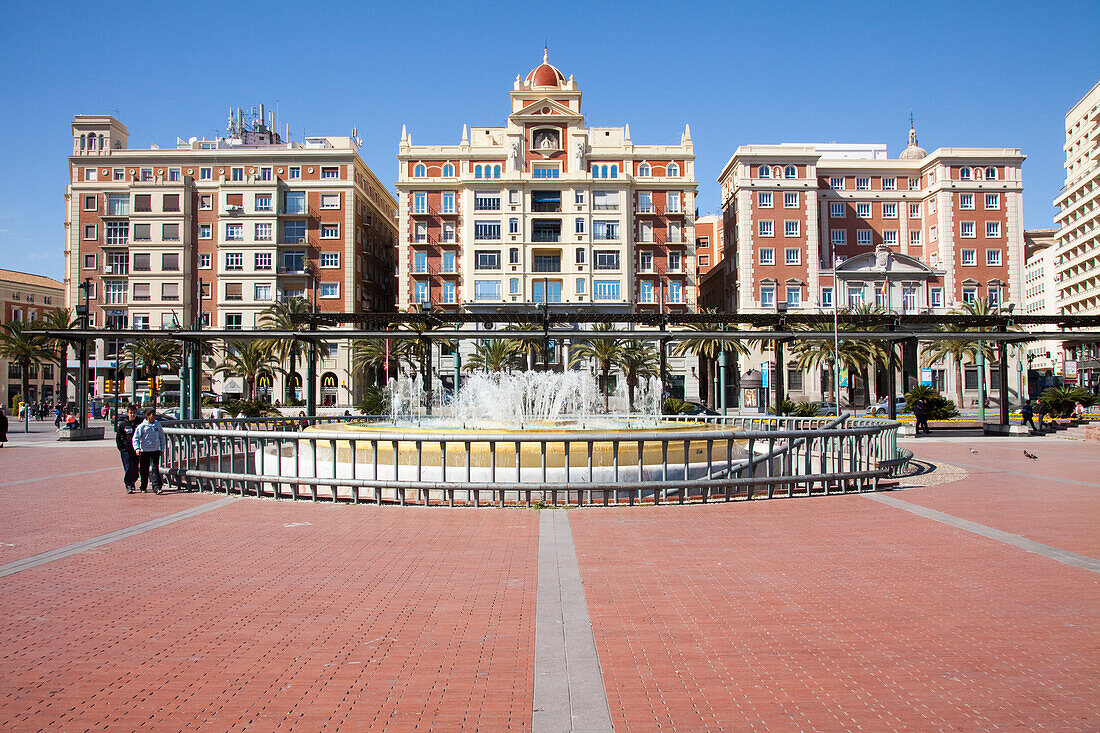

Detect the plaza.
xmin=1 ymin=424 xmax=1097 ymax=731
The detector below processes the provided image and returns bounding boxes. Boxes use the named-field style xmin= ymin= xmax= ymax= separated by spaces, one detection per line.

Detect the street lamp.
xmin=75 ymin=277 xmax=92 ymax=429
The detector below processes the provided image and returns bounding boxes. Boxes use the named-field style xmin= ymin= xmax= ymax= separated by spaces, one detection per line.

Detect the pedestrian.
xmin=1035 ymin=401 xmax=1047 ymax=432
xmin=912 ymin=397 xmax=931 ymax=435
xmin=0 ymin=406 xmax=8 ymax=448
xmin=298 ymin=410 xmax=309 ymax=430
xmin=54 ymin=404 xmax=63 ymax=429
xmin=1021 ymin=400 xmax=1038 ymax=432
xmin=132 ymin=408 xmax=166 ymax=494
xmin=115 ymin=405 xmax=142 ymax=493
xmin=1073 ymin=401 xmax=1087 ymax=420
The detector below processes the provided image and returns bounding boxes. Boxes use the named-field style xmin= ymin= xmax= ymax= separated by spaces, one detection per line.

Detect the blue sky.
xmin=1 ymin=0 xmax=1096 ymax=281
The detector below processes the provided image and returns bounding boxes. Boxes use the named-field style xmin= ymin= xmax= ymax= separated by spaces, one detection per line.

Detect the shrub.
xmin=356 ymin=385 xmax=390 ymax=416
xmin=222 ymin=399 xmax=280 ymax=418
xmin=904 ymin=386 xmax=959 ymax=420
xmin=779 ymin=399 xmax=819 ymax=417
xmin=663 ymin=397 xmax=694 ymax=415
xmin=1038 ymin=387 xmax=1097 ymax=418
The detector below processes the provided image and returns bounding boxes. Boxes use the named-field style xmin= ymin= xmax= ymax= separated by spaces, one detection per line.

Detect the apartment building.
xmin=1 ymin=269 xmax=65 ymax=406
xmin=396 ymin=52 xmax=698 ymax=315
xmin=65 ymin=111 xmax=397 ymax=404
xmin=714 ymin=126 xmax=1026 ymax=407
xmin=693 ymin=215 xmax=722 ymax=276
xmin=1052 ymin=79 xmax=1100 ymax=391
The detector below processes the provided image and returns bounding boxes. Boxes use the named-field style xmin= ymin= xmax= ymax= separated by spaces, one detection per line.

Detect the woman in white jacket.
xmin=132 ymin=408 xmax=167 ymax=493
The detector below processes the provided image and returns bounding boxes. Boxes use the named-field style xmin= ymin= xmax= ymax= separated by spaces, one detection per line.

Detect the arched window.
xmin=759 ymin=166 xmax=771 ymax=179
xmin=784 ymin=165 xmax=797 ymax=179
xmin=985 ymin=167 xmax=997 ymax=180
xmin=592 ymin=165 xmax=600 ymax=178
xmin=414 ymin=164 xmax=426 ymax=177
xmin=638 ymin=163 xmax=651 ymax=177
xmin=960 ymin=167 xmax=972 ymax=181
xmin=474 ymin=165 xmax=483 ymax=179
xmin=79 ymin=134 xmax=86 ymax=150
xmin=98 ymin=135 xmax=105 ymax=150
xmin=493 ymin=165 xmax=501 ymax=178
xmin=601 ymin=165 xmax=609 ymax=178
xmin=443 ymin=164 xmax=454 ymax=177
xmin=667 ymin=163 xmax=679 ymax=177
xmin=610 ymin=165 xmax=618 ymax=179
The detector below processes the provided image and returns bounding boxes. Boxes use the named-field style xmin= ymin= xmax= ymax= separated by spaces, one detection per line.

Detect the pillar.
xmin=718 ymin=348 xmax=728 ymax=415
xmin=998 ymin=341 xmax=1009 ymax=426
xmin=452 ymin=349 xmax=461 ymax=395
xmin=189 ymin=341 xmax=201 ymax=418
xmin=775 ymin=341 xmax=785 ymax=409
xmin=976 ymin=341 xmax=986 ymax=422
xmin=887 ymin=341 xmax=898 ymax=420
xmin=305 ymin=341 xmax=317 ymax=415
xmin=179 ymin=341 xmax=190 ymax=419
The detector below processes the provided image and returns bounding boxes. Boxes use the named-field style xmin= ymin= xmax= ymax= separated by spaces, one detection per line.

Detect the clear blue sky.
xmin=1 ymin=0 xmax=1096 ymax=281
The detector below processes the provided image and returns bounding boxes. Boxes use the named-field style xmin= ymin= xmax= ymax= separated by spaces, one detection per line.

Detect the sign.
xmin=839 ymin=366 xmax=849 ymax=388
xmin=920 ymin=368 xmax=934 ymax=386
xmin=762 ymin=364 xmax=769 ymax=388
xmin=1066 ymin=361 xmax=1078 ymax=378
xmin=222 ymin=377 xmax=244 ymax=394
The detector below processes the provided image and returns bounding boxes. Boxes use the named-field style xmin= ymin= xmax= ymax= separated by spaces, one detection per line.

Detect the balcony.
xmin=411 ymin=205 xmax=438 ymax=216
xmin=103 ymin=264 xmax=129 ymax=275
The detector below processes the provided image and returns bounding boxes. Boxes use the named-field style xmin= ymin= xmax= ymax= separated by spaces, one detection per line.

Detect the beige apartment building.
xmin=1 ymin=269 xmax=65 ymax=406
xmin=64 ymin=111 xmax=397 ymax=405
xmin=1052 ymin=79 xmax=1100 ymax=391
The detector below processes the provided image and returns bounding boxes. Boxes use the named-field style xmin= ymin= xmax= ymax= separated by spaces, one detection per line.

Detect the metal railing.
xmin=161 ymin=414 xmax=907 ymax=506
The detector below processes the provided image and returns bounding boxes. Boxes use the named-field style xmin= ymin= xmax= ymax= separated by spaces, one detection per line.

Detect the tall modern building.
xmin=64 ymin=111 xmax=398 ymax=405
xmin=1 ymin=269 xmax=65 ymax=405
xmin=396 ymin=52 xmax=698 ymax=314
xmin=1052 ymin=79 xmax=1100 ymax=391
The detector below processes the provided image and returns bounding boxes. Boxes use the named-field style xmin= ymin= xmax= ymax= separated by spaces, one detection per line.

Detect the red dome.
xmin=525 ymin=50 xmax=566 ymax=88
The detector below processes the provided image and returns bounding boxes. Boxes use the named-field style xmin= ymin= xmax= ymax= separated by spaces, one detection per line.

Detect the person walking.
xmin=0 ymin=406 xmax=8 ymax=448
xmin=1035 ymin=400 xmax=1047 ymax=433
xmin=1074 ymin=401 xmax=1087 ymax=420
xmin=132 ymin=408 xmax=166 ymax=494
xmin=912 ymin=397 xmax=931 ymax=435
xmin=1021 ymin=400 xmax=1038 ymax=432
xmin=115 ymin=404 xmax=142 ymax=493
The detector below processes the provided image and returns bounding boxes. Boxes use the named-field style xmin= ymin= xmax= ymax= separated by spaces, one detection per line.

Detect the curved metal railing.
xmin=161 ymin=413 xmax=908 ymax=507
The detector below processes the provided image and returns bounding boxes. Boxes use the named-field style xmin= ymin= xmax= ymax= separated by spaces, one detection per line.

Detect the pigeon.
xmin=1023 ymin=450 xmax=1038 ymax=460
xmin=970 ymin=448 xmax=978 ymax=454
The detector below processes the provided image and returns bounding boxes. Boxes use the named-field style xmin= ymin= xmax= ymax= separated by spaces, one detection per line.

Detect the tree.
xmin=351 ymin=338 xmax=407 ymax=385
xmin=216 ymin=341 xmax=276 ymax=401
xmin=790 ymin=306 xmax=885 ymax=406
xmin=617 ymin=339 xmax=659 ymax=411
xmin=504 ymin=323 xmax=543 ymax=371
xmin=0 ymin=320 xmax=53 ymax=416
xmin=672 ymin=313 xmax=750 ymax=409
xmin=35 ymin=307 xmax=79 ymax=405
xmin=259 ymin=297 xmax=313 ymax=400
xmin=568 ymin=323 xmax=625 ymax=411
xmin=463 ymin=339 xmax=525 ymax=373
xmin=120 ymin=339 xmax=181 ymax=408
xmin=921 ymin=301 xmax=995 ymax=409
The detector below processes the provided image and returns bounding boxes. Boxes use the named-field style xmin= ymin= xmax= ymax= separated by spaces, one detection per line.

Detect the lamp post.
xmin=832 ymin=257 xmax=841 ymax=416
xmin=75 ymin=277 xmax=92 ymax=429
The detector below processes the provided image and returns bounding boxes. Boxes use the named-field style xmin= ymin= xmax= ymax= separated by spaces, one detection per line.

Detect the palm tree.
xmin=259 ymin=297 xmax=313 ymax=400
xmin=672 ymin=313 xmax=750 ymax=409
xmin=504 ymin=323 xmax=543 ymax=371
xmin=351 ymin=338 xmax=408 ymax=385
xmin=35 ymin=307 xmax=79 ymax=405
xmin=790 ymin=305 xmax=886 ymax=406
xmin=568 ymin=323 xmax=625 ymax=411
xmin=120 ymin=339 xmax=181 ymax=408
xmin=0 ymin=320 xmax=53 ymax=416
xmin=463 ymin=339 xmax=526 ymax=373
xmin=922 ymin=300 xmax=996 ymax=408
xmin=216 ymin=341 xmax=276 ymax=401
xmin=617 ymin=340 xmax=660 ymax=411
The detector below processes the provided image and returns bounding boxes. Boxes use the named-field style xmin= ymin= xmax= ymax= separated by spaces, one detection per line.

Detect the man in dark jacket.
xmin=115 ymin=405 xmax=141 ymax=493
xmin=913 ymin=398 xmax=931 ymax=434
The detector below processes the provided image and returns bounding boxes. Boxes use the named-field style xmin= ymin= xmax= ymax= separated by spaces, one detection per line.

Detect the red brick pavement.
xmin=899 ymin=438 xmax=1100 ymax=557
xmin=571 ymin=496 xmax=1100 ymax=731
xmin=0 ymin=495 xmax=538 ymax=731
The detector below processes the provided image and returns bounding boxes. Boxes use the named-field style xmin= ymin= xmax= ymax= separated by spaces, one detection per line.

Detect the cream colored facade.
xmin=1 ymin=269 xmax=65 ymax=405
xmin=1023 ymin=228 xmax=1059 ymax=373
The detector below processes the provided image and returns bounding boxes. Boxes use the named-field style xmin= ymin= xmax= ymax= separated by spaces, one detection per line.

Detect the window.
xmin=199 ymin=167 xmax=212 ymax=181
xmin=320 ymin=283 xmax=339 ymax=298
xmin=225 ymin=223 xmax=243 ymax=241
xmin=255 ymin=166 xmax=272 ymax=181
xmin=637 ymin=220 xmax=653 ymax=243
xmin=784 ymin=166 xmax=797 ymax=179
xmin=760 ymin=285 xmax=775 ymax=308
xmin=831 ymin=230 xmax=846 ymax=246
xmin=830 ymin=202 xmax=845 ymax=218
xmin=161 ymin=282 xmax=179 ymax=301
xmin=83 ymin=194 xmax=97 ymax=211
xmin=961 ymin=249 xmax=977 ymax=266
xmin=255 ymin=223 xmax=272 ymax=241
xmin=255 ymin=284 xmax=272 ymax=301
xmin=231 ymin=167 xmax=244 ymax=181
xmin=442 ymin=223 xmax=455 ymax=242
xmin=575 ymin=248 xmax=585 ymax=264
xmin=786 ymin=286 xmax=801 ymax=307
xmin=821 ymin=287 xmax=833 ymax=308
xmin=960 ymin=167 xmax=972 ymax=181
xmin=475 ymin=250 xmax=501 ymax=270
xmin=593 ymin=191 xmax=617 ymax=210
xmin=198 ymin=194 xmax=213 ymax=211
xmin=533 ymin=253 xmax=560 ymax=272
xmin=106 ymin=220 xmax=129 ymax=245
xmin=575 ymin=217 xmax=585 ymax=234
xmin=962 ymin=286 xmax=978 ymax=303
xmin=163 ymin=194 xmax=180 ymax=212
xmin=474 ymin=280 xmax=501 ymax=300
xmin=441 ymin=192 xmax=455 ymax=213
xmin=161 ymin=253 xmax=179 ymax=271
xmin=593 ymin=221 xmax=619 ymax=240
xmin=909 ymin=203 xmax=921 ymax=218
xmin=442 ymin=281 xmax=456 ymax=303
xmin=784 ymin=192 xmax=798 ymax=209
xmin=856 ymin=177 xmax=870 ymax=190
xmin=960 ymin=193 xmax=975 ymax=210
xmin=288 ymin=166 xmax=300 ymax=179
xmin=84 ymin=167 xmax=97 ymax=181
xmin=847 ymin=284 xmax=865 ymax=307
xmin=225 ymin=313 xmax=242 ymax=330
xmin=284 ymin=220 xmax=306 ymax=243
xmin=759 ymin=220 xmax=774 ymax=237
xmin=857 ymin=230 xmax=872 ymax=246
xmin=593 ymin=280 xmax=620 ymax=300
xmin=509 ymin=218 xmax=519 ymax=235
xmin=930 ymin=287 xmax=943 ymax=308
xmin=225 ymin=253 xmax=243 ymax=270
xmin=639 ymin=280 xmax=654 ymax=303
xmin=320 ymin=224 xmax=339 ymax=239
xmin=883 ymin=202 xmax=897 ymax=218
xmin=787 ymin=368 xmax=804 ymax=392
xmin=668 ymin=163 xmax=680 ymax=177
xmin=198 ymin=253 xmax=211 ymax=269
xmin=594 ymin=250 xmax=620 ymax=270
xmin=985 ymin=194 xmax=1000 ymax=210
xmin=758 ymin=166 xmax=771 ymax=179
xmin=784 ymin=220 xmax=800 ymax=237
xmin=225 ymin=283 xmax=243 ymax=301
xmin=83 ymin=224 xmax=97 ymax=240
xmin=103 ymin=280 xmax=126 ymax=305
xmin=668 ymin=281 xmax=683 ymax=303
xmin=106 ymin=193 xmax=128 ymax=216
xmin=411 ymin=192 xmax=428 ymax=214
xmin=132 ymin=314 xmax=149 ymax=330
xmin=759 ymin=248 xmax=775 ymax=265
xmin=533 ymin=165 xmax=559 ymax=178
xmin=882 ymin=177 xmax=896 ymax=191
xmin=320 ymin=253 xmax=339 ymax=268
xmin=668 ymin=251 xmax=681 ymax=272
xmin=474 ymin=221 xmax=501 ymax=240
xmin=251 ymin=194 xmax=272 ymax=212
xmin=441 ymin=251 xmax=456 ymax=273
xmin=140 ymin=168 xmax=153 ymax=182
xmin=987 ymin=285 xmax=1001 ymax=307
xmin=929 ymin=199 xmax=937 ymax=214
xmin=474 ymin=192 xmax=501 ymax=211
xmin=910 ymin=231 xmax=921 ymax=247
xmin=930 ymin=225 xmax=937 ymax=241
xmin=985 ymin=167 xmax=997 ymax=180
xmin=987 ymin=249 xmax=1002 ymax=266
xmin=857 ymin=203 xmax=871 ymax=218
xmin=639 ymin=191 xmax=654 ymax=212
xmin=321 ymin=167 xmax=339 ymax=179
xmin=254 ymin=252 xmax=272 ymax=270
xmin=638 ymin=162 xmax=651 ymax=177
xmin=509 ymin=247 xmax=521 ymax=265
xmin=830 ymin=177 xmax=844 ymax=189
xmin=199 ymin=224 xmax=212 ymax=239
xmin=666 ymin=192 xmax=681 ymax=212
xmin=575 ymin=278 xmax=586 ymax=295
xmin=784 ymin=248 xmax=800 ymax=265
xmin=134 ymin=194 xmax=152 ymax=212
xmin=901 ymin=285 xmax=917 ymax=312
xmin=986 ymin=221 xmax=1001 ymax=238
xmin=411 ymin=251 xmax=428 ymax=274
xmin=161 ymin=223 xmax=179 ymax=241
xmin=283 ymin=251 xmax=305 ymax=272
xmin=960 ymin=221 xmax=975 ymax=238
xmin=283 ymin=191 xmax=306 ymax=215
xmin=883 ymin=230 xmax=898 ymax=246
xmin=758 ymin=192 xmax=773 ymax=208
xmin=509 ymin=278 xmax=520 ymax=296
xmin=132 ymin=282 xmax=150 ymax=301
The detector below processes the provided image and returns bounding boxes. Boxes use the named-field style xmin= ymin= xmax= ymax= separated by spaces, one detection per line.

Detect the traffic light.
xmin=155 ymin=377 xmax=163 ymax=391
xmin=104 ymin=379 xmax=113 ymax=394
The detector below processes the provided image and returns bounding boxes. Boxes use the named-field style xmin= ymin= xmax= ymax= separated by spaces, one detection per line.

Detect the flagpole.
xmin=833 ymin=256 xmax=841 ymax=417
